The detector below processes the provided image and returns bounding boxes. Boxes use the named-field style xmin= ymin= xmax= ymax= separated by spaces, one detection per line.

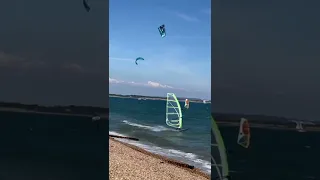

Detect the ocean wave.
xmin=109 ymin=131 xmax=127 ymax=137
xmin=122 ymin=120 xmax=173 ymax=132
xmin=109 ymin=131 xmax=211 ymax=174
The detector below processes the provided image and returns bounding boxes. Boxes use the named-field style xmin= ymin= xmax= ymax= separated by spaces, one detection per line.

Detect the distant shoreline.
xmin=1 ymin=101 xmax=319 ymax=131
xmin=216 ymin=121 xmax=320 ymax=132
xmin=0 ymin=102 xmax=109 ymax=118
xmin=109 ymin=94 xmax=211 ymax=104
xmin=0 ymin=107 xmax=95 ymax=118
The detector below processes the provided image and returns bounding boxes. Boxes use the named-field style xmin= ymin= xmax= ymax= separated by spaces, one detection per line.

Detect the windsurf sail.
xmin=166 ymin=93 xmax=182 ymax=129
xmin=237 ymin=118 xmax=250 ymax=148
xmin=211 ymin=116 xmax=230 ymax=180
xmin=184 ymin=99 xmax=189 ymax=109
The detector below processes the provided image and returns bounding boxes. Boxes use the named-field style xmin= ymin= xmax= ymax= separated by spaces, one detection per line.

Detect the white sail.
xmin=184 ymin=99 xmax=190 ymax=109
xmin=237 ymin=118 xmax=250 ymax=148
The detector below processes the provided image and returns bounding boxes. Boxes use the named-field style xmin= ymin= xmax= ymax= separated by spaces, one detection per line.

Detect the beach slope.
xmin=109 ymin=138 xmax=210 ymax=180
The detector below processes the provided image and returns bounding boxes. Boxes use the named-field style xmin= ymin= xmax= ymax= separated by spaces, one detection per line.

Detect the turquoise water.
xmin=2 ymin=100 xmax=318 ymax=179
xmin=109 ymin=97 xmax=212 ymax=173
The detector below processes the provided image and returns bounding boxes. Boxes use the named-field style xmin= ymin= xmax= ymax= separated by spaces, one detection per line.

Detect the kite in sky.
xmin=158 ymin=24 xmax=166 ymax=38
xmin=135 ymin=57 xmax=144 ymax=65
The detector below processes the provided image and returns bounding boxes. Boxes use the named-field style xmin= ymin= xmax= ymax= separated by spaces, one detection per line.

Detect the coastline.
xmin=0 ymin=107 xmax=109 ymax=119
xmin=0 ymin=107 xmax=93 ymax=117
xmin=1 ymin=100 xmax=319 ymax=130
xmin=2 ymin=107 xmax=320 ymax=131
xmin=109 ymin=138 xmax=210 ymax=180
xmin=109 ymin=94 xmax=211 ymax=104
xmin=216 ymin=121 xmax=320 ymax=132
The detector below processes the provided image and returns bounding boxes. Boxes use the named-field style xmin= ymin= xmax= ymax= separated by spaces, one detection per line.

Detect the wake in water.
xmin=109 ymin=98 xmax=212 ymax=174
xmin=122 ymin=120 xmax=177 ymax=132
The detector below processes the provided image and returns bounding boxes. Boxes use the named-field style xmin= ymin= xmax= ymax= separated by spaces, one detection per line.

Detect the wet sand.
xmin=109 ymin=138 xmax=210 ymax=180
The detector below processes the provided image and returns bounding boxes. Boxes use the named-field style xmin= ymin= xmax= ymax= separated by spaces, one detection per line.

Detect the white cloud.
xmin=109 ymin=77 xmax=124 ymax=84
xmin=109 ymin=43 xmax=211 ymax=94
xmin=147 ymin=81 xmax=173 ymax=89
xmin=109 ymin=45 xmax=211 ymax=88
xmin=175 ymin=12 xmax=199 ymax=22
xmin=109 ymin=77 xmax=185 ymax=90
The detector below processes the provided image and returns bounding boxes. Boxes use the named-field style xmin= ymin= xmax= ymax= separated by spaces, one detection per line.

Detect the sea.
xmin=109 ymin=97 xmax=212 ymax=174
xmin=1 ymin=97 xmax=319 ymax=180
xmin=0 ymin=110 xmax=109 ymax=180
xmin=218 ymin=125 xmax=320 ymax=180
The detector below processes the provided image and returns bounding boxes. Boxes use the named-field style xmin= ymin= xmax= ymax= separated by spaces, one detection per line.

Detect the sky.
xmin=0 ymin=0 xmax=109 ymax=107
xmin=109 ymin=0 xmax=211 ymax=99
xmin=212 ymin=0 xmax=320 ymax=120
xmin=3 ymin=0 xmax=318 ymax=121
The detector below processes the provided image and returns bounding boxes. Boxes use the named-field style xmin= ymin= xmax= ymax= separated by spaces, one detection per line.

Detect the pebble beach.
xmin=109 ymin=138 xmax=210 ymax=180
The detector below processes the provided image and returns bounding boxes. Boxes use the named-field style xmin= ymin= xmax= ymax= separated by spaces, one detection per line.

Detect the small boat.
xmin=92 ymin=116 xmax=101 ymax=121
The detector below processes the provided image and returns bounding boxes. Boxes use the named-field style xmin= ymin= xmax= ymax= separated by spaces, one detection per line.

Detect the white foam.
xmin=109 ymin=131 xmax=211 ymax=174
xmin=122 ymin=120 xmax=173 ymax=132
xmin=109 ymin=131 xmax=127 ymax=137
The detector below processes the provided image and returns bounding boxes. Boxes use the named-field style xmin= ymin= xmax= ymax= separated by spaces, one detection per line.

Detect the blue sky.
xmin=109 ymin=0 xmax=211 ymax=99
